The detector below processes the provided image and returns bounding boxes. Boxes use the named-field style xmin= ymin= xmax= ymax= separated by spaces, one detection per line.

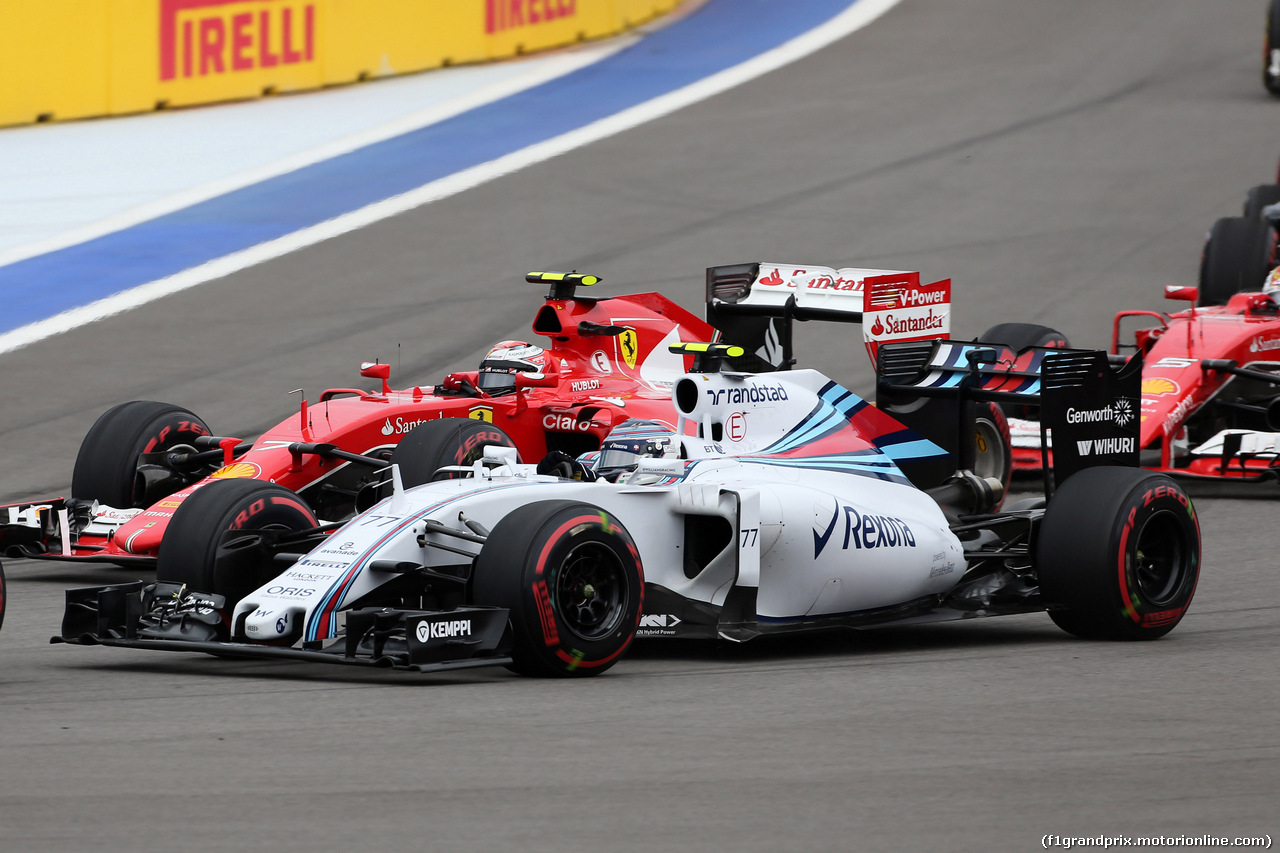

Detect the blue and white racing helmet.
xmin=593 ymin=419 xmax=677 ymax=480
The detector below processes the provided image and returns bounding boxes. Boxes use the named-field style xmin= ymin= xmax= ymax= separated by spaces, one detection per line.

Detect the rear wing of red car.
xmin=704 ymin=262 xmax=952 ymax=371
xmin=876 ymin=338 xmax=1142 ymax=493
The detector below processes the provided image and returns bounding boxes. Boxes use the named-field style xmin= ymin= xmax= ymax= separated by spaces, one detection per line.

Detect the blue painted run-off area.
xmin=0 ymin=0 xmax=862 ymax=333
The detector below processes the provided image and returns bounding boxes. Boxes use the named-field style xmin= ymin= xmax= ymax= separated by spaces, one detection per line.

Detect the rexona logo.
xmin=416 ymin=619 xmax=472 ymax=642
xmin=486 ymin=0 xmax=578 ymax=34
xmin=160 ymin=0 xmax=316 ymax=82
xmin=381 ymin=416 xmax=431 ymax=436
xmin=1075 ymin=437 xmax=1136 ymax=456
xmin=813 ymin=505 xmax=917 ymax=558
xmin=1065 ymin=399 xmax=1135 ymax=428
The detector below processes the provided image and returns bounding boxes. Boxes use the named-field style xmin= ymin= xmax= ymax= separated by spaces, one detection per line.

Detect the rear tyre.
xmin=1242 ymin=183 xmax=1280 ymax=222
xmin=979 ymin=323 xmax=1070 ymax=352
xmin=1198 ymin=216 xmax=1270 ymax=305
xmin=1037 ymin=467 xmax=1199 ymax=640
xmin=472 ymin=501 xmax=643 ymax=677
xmin=72 ymin=401 xmax=211 ymax=507
xmin=156 ymin=479 xmax=317 ymax=604
xmin=978 ymin=322 xmax=1071 ymax=425
xmin=390 ymin=419 xmax=518 ymax=487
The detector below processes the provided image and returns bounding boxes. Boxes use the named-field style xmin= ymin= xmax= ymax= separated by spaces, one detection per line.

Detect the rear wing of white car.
xmin=876 ymin=339 xmax=1142 ymax=493
xmin=704 ymin=262 xmax=951 ymax=371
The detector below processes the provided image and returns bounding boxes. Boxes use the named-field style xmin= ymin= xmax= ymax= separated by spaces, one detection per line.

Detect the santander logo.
xmin=1250 ymin=335 xmax=1280 ymax=352
xmin=760 ymin=268 xmax=785 ymax=286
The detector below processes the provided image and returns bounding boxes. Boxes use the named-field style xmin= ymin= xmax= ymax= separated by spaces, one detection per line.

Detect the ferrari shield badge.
xmin=619 ymin=329 xmax=639 ymax=369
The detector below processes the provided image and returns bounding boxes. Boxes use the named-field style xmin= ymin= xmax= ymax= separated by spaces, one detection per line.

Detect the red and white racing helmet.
xmin=478 ymin=340 xmax=548 ymax=395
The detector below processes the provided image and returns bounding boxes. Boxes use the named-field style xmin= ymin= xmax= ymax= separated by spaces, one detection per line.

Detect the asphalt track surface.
xmin=2 ymin=1 xmax=1278 ymax=850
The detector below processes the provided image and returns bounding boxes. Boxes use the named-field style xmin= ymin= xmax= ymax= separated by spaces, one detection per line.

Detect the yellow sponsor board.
xmin=0 ymin=0 xmax=684 ymax=127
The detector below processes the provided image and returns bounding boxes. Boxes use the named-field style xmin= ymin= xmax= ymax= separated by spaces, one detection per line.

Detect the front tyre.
xmin=472 ymin=501 xmax=643 ymax=677
xmin=72 ymin=401 xmax=211 ymax=507
xmin=156 ymin=479 xmax=317 ymax=604
xmin=391 ymin=419 xmax=518 ymax=487
xmin=1036 ymin=467 xmax=1199 ymax=640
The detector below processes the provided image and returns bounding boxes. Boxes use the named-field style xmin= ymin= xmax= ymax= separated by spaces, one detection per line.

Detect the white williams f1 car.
xmin=55 ymin=341 xmax=1201 ymax=677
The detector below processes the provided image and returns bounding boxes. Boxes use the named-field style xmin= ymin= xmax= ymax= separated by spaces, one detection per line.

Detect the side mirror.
xmin=1164 ymin=285 xmax=1199 ymax=303
xmin=514 ymin=370 xmax=557 ymax=389
xmin=360 ymin=362 xmax=392 ymax=395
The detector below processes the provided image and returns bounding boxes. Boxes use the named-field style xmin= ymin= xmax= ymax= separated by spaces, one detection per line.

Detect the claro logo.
xmin=486 ymin=0 xmax=578 ymax=34
xmin=160 ymin=0 xmax=316 ymax=81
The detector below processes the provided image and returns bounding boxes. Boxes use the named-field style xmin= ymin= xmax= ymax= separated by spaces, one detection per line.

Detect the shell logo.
xmin=211 ymin=462 xmax=262 ymax=479
xmin=1142 ymin=378 xmax=1180 ymax=396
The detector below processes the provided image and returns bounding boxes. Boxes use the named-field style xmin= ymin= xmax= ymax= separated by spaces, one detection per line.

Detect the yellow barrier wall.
xmin=0 ymin=0 xmax=683 ymax=128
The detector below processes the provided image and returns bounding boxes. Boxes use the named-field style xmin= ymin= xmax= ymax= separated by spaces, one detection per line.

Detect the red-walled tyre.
xmin=391 ymin=419 xmax=518 ymax=486
xmin=156 ymin=479 xmax=317 ymax=604
xmin=1037 ymin=467 xmax=1199 ymax=640
xmin=472 ymin=501 xmax=643 ymax=677
xmin=72 ymin=401 xmax=211 ymax=507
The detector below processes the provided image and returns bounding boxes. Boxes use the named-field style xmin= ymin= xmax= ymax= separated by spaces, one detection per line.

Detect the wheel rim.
xmin=972 ymin=417 xmax=1008 ymax=482
xmin=554 ymin=541 xmax=628 ymax=641
xmin=1132 ymin=509 xmax=1188 ymax=607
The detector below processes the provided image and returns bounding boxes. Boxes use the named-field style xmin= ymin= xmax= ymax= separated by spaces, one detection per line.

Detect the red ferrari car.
xmin=1006 ymin=281 xmax=1280 ymax=481
xmin=1110 ymin=283 xmax=1280 ymax=481
xmin=0 ymin=264 xmax=953 ymax=576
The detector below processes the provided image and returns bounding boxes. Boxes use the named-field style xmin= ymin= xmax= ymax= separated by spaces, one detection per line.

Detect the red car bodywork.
xmin=1116 ymin=286 xmax=1280 ymax=480
xmin=1013 ymin=285 xmax=1280 ymax=479
xmin=2 ymin=284 xmax=712 ymax=565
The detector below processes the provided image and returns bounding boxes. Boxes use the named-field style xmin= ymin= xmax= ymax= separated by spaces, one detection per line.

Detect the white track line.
xmin=0 ymin=0 xmax=902 ymax=356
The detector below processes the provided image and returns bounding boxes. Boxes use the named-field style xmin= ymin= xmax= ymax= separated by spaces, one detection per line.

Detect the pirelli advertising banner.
xmin=0 ymin=0 xmax=683 ymax=127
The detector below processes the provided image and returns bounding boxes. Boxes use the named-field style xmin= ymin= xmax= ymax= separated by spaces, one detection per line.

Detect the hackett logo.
xmin=486 ymin=0 xmax=578 ymax=34
xmin=160 ymin=0 xmax=316 ymax=82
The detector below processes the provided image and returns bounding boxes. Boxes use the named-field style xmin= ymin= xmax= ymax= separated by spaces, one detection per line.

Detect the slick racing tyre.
xmin=1266 ymin=0 xmax=1280 ymax=96
xmin=390 ymin=419 xmax=518 ymax=487
xmin=979 ymin=323 xmax=1071 ymax=353
xmin=978 ymin=322 xmax=1071 ymax=423
xmin=156 ymin=479 xmax=317 ymax=604
xmin=1036 ymin=467 xmax=1199 ymax=640
xmin=71 ymin=401 xmax=211 ymax=508
xmin=1198 ymin=216 xmax=1270 ymax=306
xmin=472 ymin=501 xmax=643 ymax=678
xmin=1242 ymin=183 xmax=1280 ymax=223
